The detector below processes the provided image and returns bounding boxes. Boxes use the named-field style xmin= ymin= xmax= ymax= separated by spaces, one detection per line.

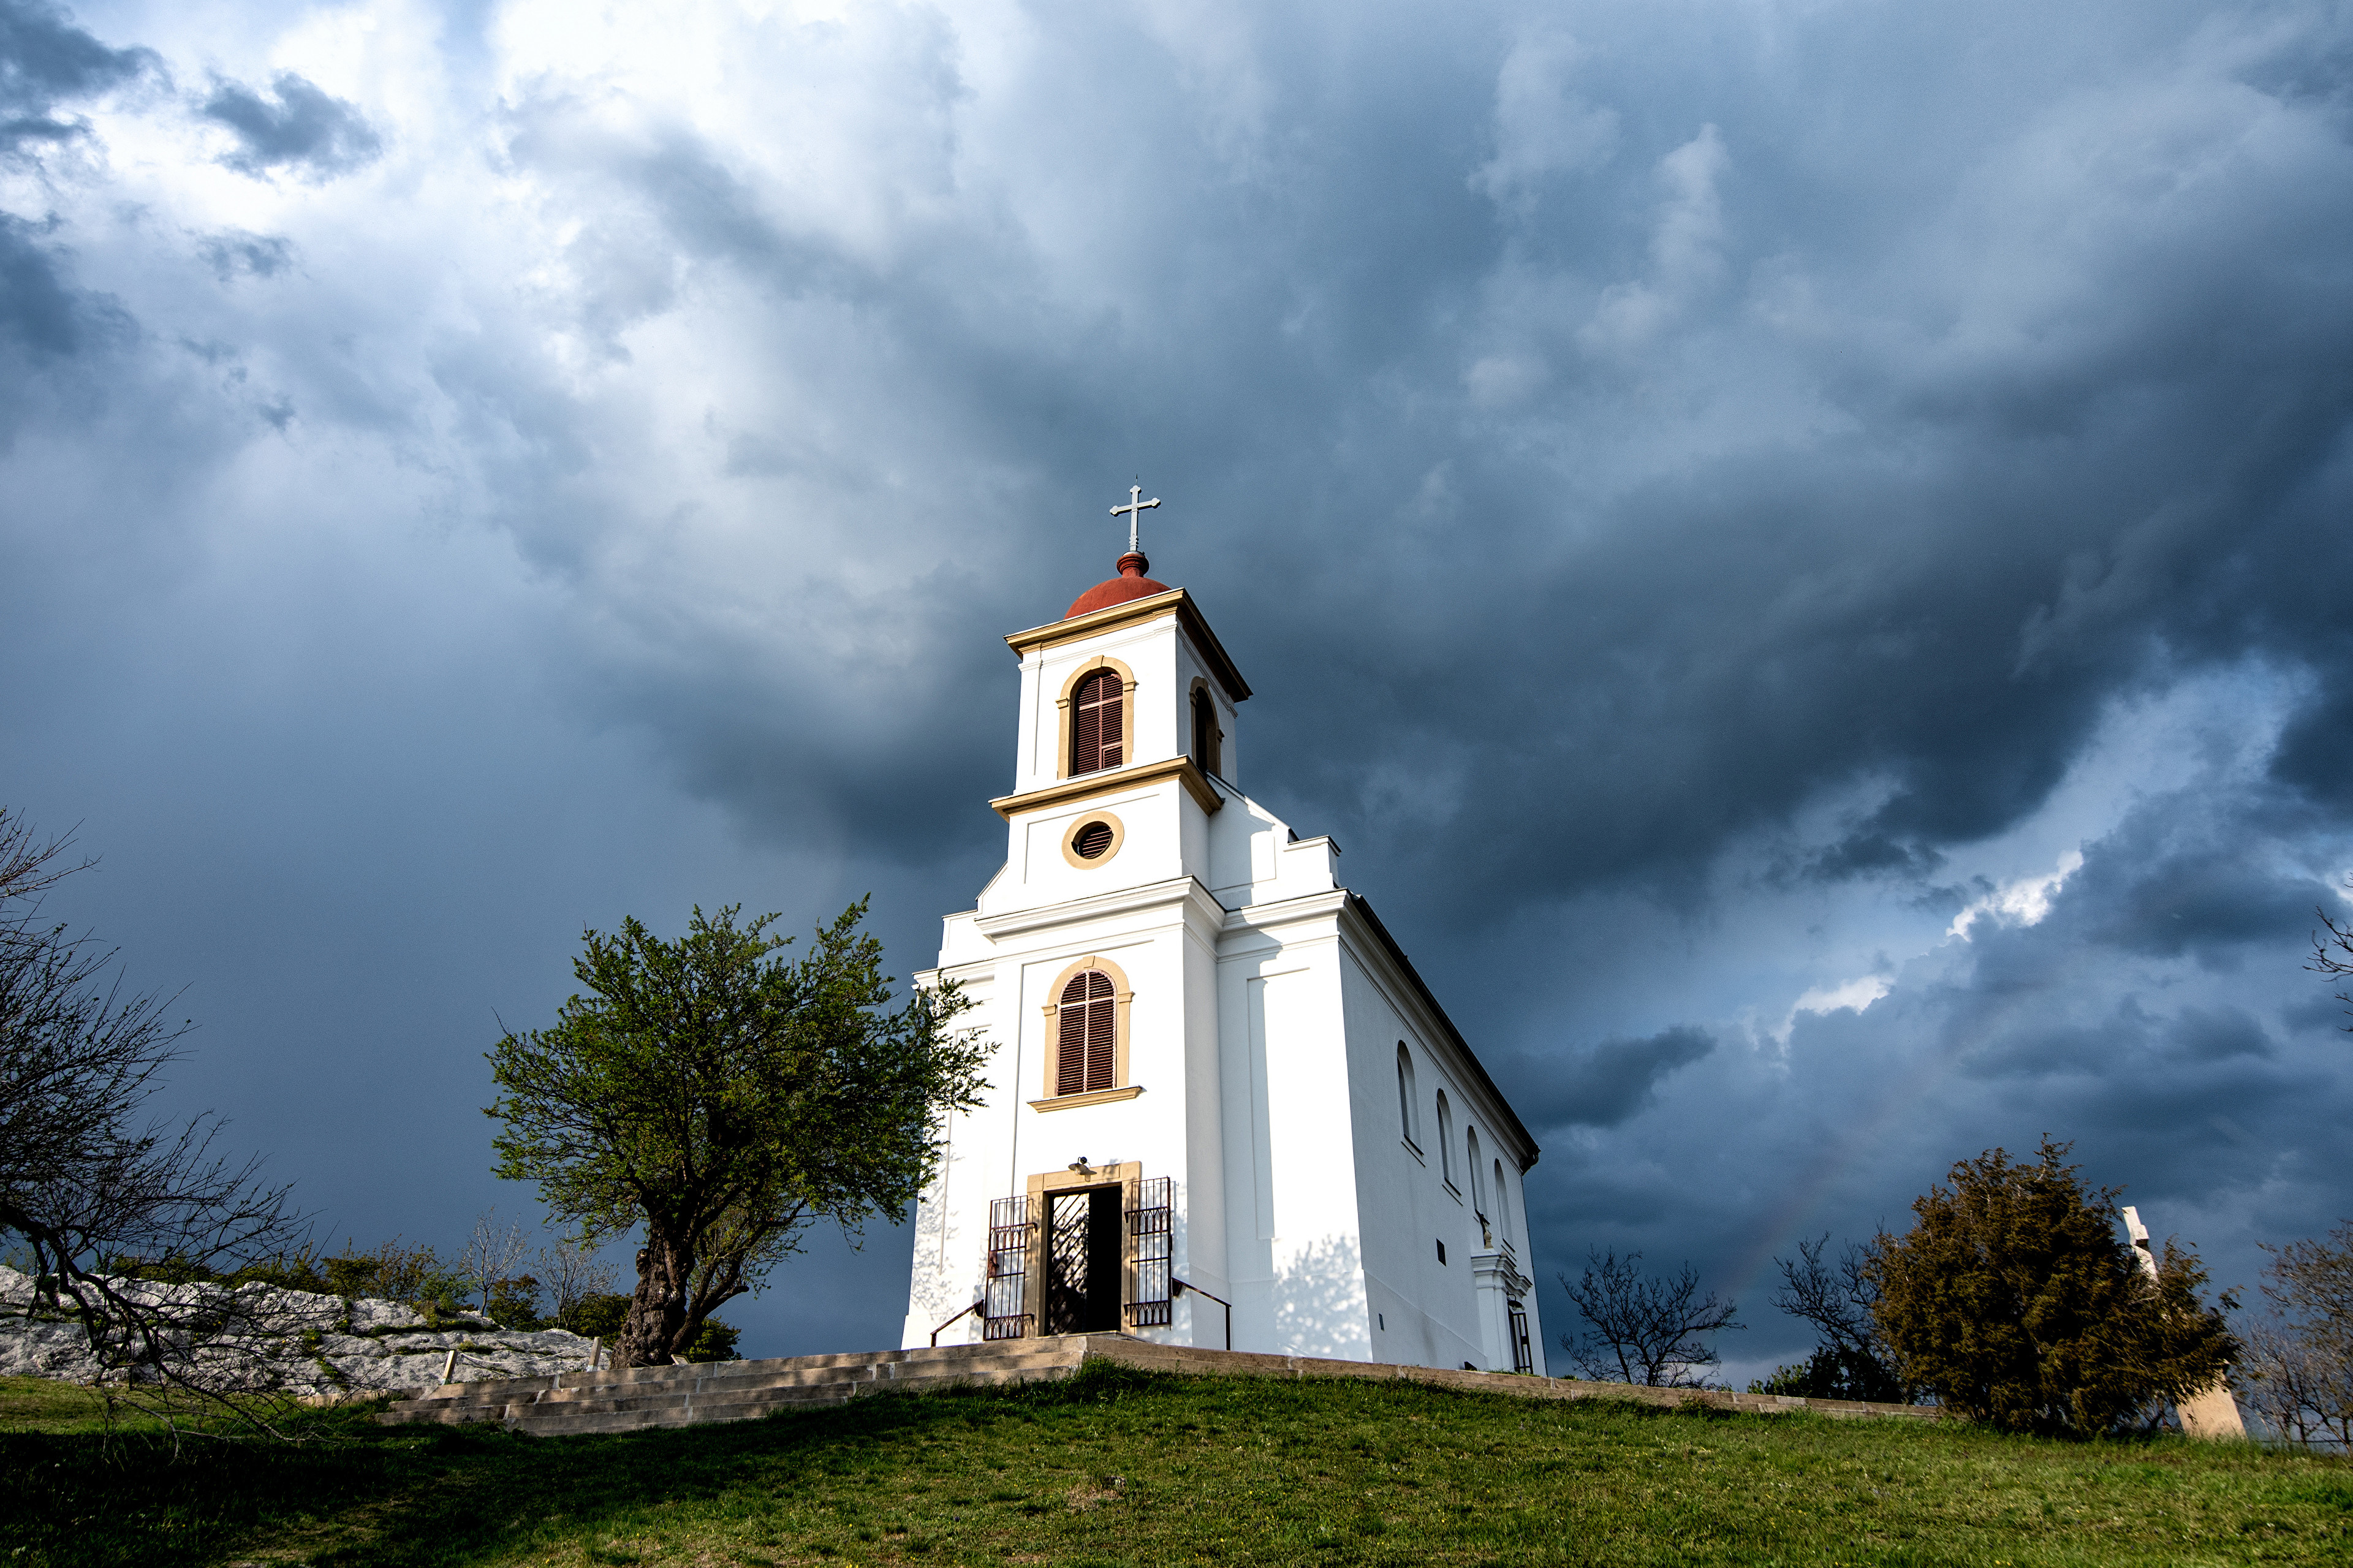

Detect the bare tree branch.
xmin=460 ymin=1209 xmax=531 ymax=1324
xmin=1 ymin=805 xmax=310 ymax=1438
xmin=1559 ymin=1248 xmax=1743 ymax=1387
xmin=537 ymin=1233 xmax=617 ymax=1328
xmin=2313 ymin=887 xmax=2353 ymax=1037
xmin=2239 ymin=1220 xmax=2353 ymax=1447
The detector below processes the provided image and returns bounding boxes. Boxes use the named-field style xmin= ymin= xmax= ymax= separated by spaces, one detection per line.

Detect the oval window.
xmin=1072 ymin=820 xmax=1115 ymax=859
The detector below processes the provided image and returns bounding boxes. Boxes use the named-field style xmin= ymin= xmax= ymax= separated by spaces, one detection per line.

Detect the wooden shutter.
xmin=1099 ymin=679 xmax=1123 ymax=768
xmin=1056 ymin=970 xmax=1117 ymax=1095
xmin=1072 ymin=683 xmax=1102 ymax=776
xmin=1057 ymin=974 xmax=1091 ymax=1096
xmin=1072 ymin=670 xmax=1122 ymax=776
xmin=1083 ymin=971 xmax=1115 ymax=1091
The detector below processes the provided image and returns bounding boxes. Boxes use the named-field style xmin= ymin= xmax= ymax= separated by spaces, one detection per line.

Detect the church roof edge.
xmin=1002 ymin=587 xmax=1252 ymax=703
xmin=1343 ymin=893 xmax=1540 ymax=1167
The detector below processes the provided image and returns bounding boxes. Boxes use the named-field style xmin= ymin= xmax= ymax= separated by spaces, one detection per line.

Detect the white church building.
xmin=901 ymin=516 xmax=1545 ymax=1374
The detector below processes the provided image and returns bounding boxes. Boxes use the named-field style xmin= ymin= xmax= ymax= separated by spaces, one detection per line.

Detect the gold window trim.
xmin=1060 ymin=810 xmax=1127 ymax=869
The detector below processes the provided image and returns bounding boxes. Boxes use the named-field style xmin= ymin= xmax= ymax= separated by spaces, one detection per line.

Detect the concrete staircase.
xmin=375 ymin=1338 xmax=1097 ymax=1437
xmin=376 ymin=1333 xmax=1940 ymax=1438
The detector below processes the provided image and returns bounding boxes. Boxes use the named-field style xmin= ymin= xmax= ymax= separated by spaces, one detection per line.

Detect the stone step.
xmin=513 ymin=1382 xmax=863 ymax=1420
xmin=381 ymin=1332 xmax=1937 ymax=1439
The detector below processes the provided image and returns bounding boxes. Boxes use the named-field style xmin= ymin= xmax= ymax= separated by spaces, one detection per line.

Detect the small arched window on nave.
xmin=1396 ymin=1043 xmax=1420 ymax=1146
xmin=1436 ymin=1093 xmax=1455 ymax=1186
xmin=1072 ymin=670 xmax=1124 ymax=776
xmin=1056 ymin=969 xmax=1118 ymax=1096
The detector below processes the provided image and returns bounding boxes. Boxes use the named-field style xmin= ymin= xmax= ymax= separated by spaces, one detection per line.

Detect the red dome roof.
xmin=1066 ymin=552 xmax=1170 ymax=618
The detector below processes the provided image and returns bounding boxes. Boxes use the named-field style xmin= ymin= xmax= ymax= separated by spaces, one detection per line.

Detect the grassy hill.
xmin=4 ymin=1363 xmax=2348 ymax=1567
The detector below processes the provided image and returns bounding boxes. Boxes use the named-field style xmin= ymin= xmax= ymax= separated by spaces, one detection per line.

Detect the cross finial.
xmin=1110 ymin=484 xmax=1161 ymax=555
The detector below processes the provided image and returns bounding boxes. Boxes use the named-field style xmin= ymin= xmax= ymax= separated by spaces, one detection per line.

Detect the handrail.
xmin=1171 ymin=1277 xmax=1232 ymax=1350
xmin=930 ymin=1300 xmax=983 ymax=1347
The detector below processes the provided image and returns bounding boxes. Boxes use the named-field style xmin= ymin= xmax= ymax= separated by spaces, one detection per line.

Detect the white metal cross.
xmin=1110 ymin=484 xmax=1161 ymax=554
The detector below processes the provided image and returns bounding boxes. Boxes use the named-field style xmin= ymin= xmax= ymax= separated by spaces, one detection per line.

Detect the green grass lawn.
xmin=2 ymin=1363 xmax=2347 ymax=1567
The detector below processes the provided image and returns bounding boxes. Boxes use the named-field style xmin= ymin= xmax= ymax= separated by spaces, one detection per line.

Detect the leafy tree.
xmin=562 ymin=1291 xmax=632 ymax=1339
xmin=1559 ymin=1248 xmax=1743 ymax=1387
xmin=486 ymin=901 xmax=987 ymax=1367
xmin=1753 ymin=1234 xmax=1917 ymax=1403
xmin=1870 ymin=1138 xmax=2235 ymax=1436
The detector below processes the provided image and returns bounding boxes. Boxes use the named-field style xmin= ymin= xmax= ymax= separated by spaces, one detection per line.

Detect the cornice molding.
xmin=1004 ymin=589 xmax=1252 ymax=704
xmin=990 ymin=754 xmax=1222 ymax=819
xmin=1218 ymin=888 xmax=1350 ymax=933
xmin=972 ymin=874 xmax=1226 ymax=942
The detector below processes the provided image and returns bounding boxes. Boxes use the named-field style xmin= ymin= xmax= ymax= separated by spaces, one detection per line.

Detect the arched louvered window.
xmin=1395 ymin=1043 xmax=1419 ymax=1146
xmin=1468 ymin=1127 xmax=1484 ymax=1209
xmin=1191 ymin=683 xmax=1221 ymax=777
xmin=1071 ymin=670 xmax=1124 ymax=776
xmin=1055 ymin=969 xmax=1118 ymax=1096
xmin=1493 ymin=1159 xmax=1511 ymax=1246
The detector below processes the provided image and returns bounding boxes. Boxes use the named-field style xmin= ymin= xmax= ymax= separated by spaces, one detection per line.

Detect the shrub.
xmin=483 ymin=1274 xmax=545 ymax=1330
xmin=1871 ymin=1138 xmax=2235 ymax=1436
xmin=562 ymin=1292 xmax=632 ymax=1340
xmin=1749 ymin=1347 xmax=1906 ymax=1402
xmin=683 ymin=1316 xmax=740 ymax=1363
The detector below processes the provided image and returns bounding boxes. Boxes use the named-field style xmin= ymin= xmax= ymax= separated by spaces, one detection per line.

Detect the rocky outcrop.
xmin=0 ymin=1265 xmax=597 ymax=1394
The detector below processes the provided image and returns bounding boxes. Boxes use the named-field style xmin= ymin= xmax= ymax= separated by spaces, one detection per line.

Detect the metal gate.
xmin=1507 ymin=1299 xmax=1534 ymax=1374
xmin=1126 ymin=1176 xmax=1173 ymax=1327
xmin=983 ymin=1195 xmax=1031 ymax=1340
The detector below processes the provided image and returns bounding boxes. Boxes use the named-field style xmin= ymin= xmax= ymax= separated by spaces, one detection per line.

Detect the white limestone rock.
xmin=0 ymin=1265 xmax=598 ymax=1394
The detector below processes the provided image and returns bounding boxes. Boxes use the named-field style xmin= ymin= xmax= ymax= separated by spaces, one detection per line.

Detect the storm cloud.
xmin=200 ymin=71 xmax=379 ymax=178
xmin=4 ymin=0 xmax=2351 ymax=1371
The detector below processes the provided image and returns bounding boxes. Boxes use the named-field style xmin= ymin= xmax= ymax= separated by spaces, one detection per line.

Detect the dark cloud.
xmin=0 ymin=0 xmax=154 ymax=153
xmin=0 ymin=213 xmax=78 ymax=353
xmin=201 ymin=72 xmax=379 ymax=180
xmin=0 ymin=212 xmax=124 ymax=357
xmin=1503 ymin=1027 xmax=1715 ymax=1129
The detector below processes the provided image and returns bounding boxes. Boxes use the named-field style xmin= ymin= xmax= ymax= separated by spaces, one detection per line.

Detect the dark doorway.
xmin=1044 ymin=1186 xmax=1123 ymax=1333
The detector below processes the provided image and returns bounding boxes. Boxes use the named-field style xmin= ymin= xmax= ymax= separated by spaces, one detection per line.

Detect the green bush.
xmin=684 ymin=1317 xmax=740 ymax=1363
xmin=332 ymin=1240 xmax=469 ymax=1314
xmin=483 ymin=1274 xmax=545 ymax=1330
xmin=561 ymin=1292 xmax=632 ymax=1340
xmin=1749 ymin=1347 xmax=1909 ymax=1401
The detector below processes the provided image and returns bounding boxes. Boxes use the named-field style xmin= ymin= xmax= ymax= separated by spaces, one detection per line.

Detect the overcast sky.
xmin=6 ymin=0 xmax=2351 ymax=1377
